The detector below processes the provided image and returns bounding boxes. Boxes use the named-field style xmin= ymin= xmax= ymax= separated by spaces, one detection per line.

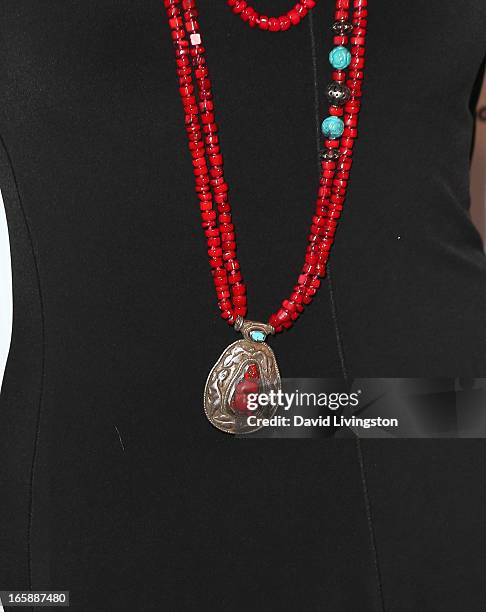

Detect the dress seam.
xmin=308 ymin=12 xmax=386 ymax=612
xmin=356 ymin=438 xmax=387 ymax=612
xmin=0 ymin=131 xmax=47 ymax=597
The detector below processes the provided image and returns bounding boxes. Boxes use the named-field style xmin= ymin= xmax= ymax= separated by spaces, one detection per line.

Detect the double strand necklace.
xmin=164 ymin=0 xmax=368 ymax=433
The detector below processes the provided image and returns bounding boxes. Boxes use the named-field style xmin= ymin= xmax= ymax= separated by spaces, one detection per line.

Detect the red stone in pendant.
xmin=231 ymin=363 xmax=260 ymax=415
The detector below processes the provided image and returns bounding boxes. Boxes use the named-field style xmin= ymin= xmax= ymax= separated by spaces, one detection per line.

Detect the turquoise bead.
xmin=250 ymin=330 xmax=266 ymax=342
xmin=321 ymin=116 xmax=344 ymax=139
xmin=329 ymin=45 xmax=351 ymax=70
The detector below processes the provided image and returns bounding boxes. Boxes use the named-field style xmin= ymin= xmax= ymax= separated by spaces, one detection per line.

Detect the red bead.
xmin=288 ymin=9 xmax=300 ymax=25
xmin=225 ymin=260 xmax=240 ymax=271
xmin=268 ymin=17 xmax=280 ymax=31
xmin=333 ymin=36 xmax=348 ymax=45
xmin=276 ymin=308 xmax=291 ymax=323
xmin=325 ymin=139 xmax=340 ymax=148
xmin=258 ymin=15 xmax=269 ymax=30
xmin=232 ymin=1 xmax=247 ymax=15
xmin=216 ymin=288 xmax=230 ymax=299
xmin=228 ymin=271 xmax=242 ymax=284
xmin=213 ymin=276 xmax=228 ymax=288
xmin=329 ymin=106 xmax=343 ymax=116
xmin=232 ymin=283 xmax=246 ymax=295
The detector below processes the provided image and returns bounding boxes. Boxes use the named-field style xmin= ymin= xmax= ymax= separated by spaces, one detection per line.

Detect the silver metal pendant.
xmin=204 ymin=317 xmax=281 ymax=434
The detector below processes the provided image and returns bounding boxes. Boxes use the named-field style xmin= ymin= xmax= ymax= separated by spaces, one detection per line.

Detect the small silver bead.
xmin=320 ymin=148 xmax=341 ymax=161
xmin=332 ymin=19 xmax=354 ymax=35
xmin=325 ymin=81 xmax=351 ymax=107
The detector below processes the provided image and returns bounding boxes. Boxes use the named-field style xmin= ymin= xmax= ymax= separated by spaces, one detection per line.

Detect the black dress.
xmin=1 ymin=1 xmax=486 ymax=610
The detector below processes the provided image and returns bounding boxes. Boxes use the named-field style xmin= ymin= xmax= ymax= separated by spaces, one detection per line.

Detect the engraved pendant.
xmin=204 ymin=317 xmax=281 ymax=434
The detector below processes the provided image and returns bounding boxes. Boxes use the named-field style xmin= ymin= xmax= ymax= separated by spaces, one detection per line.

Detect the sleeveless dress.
xmin=1 ymin=1 xmax=486 ymax=610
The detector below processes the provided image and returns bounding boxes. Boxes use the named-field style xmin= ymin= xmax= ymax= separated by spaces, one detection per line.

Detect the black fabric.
xmin=1 ymin=1 xmax=486 ymax=610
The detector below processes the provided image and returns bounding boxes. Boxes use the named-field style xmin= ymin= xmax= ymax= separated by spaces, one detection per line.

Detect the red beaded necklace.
xmin=164 ymin=0 xmax=368 ymax=433
xmin=227 ymin=0 xmax=317 ymax=31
